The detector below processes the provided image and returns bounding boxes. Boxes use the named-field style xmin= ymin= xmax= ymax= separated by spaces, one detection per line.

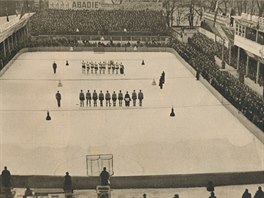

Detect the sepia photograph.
xmin=0 ymin=0 xmax=263 ymax=197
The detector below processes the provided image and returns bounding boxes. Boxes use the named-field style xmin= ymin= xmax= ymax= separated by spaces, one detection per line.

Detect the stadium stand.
xmin=169 ymin=38 xmax=264 ymax=131
xmin=29 ymin=10 xmax=167 ymax=36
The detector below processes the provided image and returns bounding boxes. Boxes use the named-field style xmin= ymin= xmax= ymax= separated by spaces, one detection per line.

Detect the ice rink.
xmin=0 ymin=51 xmax=263 ymax=176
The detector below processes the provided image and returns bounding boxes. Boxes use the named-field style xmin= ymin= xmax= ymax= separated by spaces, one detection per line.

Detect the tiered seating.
xmin=169 ymin=38 xmax=264 ymax=131
xmin=29 ymin=10 xmax=167 ymax=35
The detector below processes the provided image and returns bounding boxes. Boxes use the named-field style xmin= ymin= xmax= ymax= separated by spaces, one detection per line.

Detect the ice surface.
xmin=0 ymin=52 xmax=263 ymax=176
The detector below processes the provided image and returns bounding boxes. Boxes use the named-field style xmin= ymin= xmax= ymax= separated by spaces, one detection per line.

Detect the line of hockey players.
xmin=56 ymin=90 xmax=144 ymax=108
xmin=82 ymin=60 xmax=125 ymax=75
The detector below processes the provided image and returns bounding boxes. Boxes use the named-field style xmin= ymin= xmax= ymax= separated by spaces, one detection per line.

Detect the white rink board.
xmin=0 ymin=52 xmax=263 ymax=176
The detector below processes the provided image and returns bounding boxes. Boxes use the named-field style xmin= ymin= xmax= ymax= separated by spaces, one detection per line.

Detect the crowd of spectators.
xmin=169 ymin=36 xmax=264 ymax=131
xmin=29 ymin=9 xmax=167 ymax=36
xmin=189 ymin=33 xmax=264 ymax=86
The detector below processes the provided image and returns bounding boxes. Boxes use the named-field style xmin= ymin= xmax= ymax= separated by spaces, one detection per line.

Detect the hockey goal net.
xmin=86 ymin=154 xmax=114 ymax=176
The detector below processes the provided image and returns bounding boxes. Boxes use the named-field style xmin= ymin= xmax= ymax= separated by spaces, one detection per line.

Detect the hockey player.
xmin=112 ymin=91 xmax=117 ymax=107
xmin=99 ymin=62 xmax=103 ymax=74
xmin=115 ymin=63 xmax=119 ymax=74
xmin=138 ymin=90 xmax=144 ymax=107
xmin=99 ymin=90 xmax=104 ymax=107
xmin=108 ymin=62 xmax=111 ymax=74
xmin=120 ymin=64 xmax=124 ymax=75
xmin=55 ymin=91 xmax=61 ymax=107
xmin=111 ymin=63 xmax=115 ymax=74
xmin=91 ymin=62 xmax=94 ymax=74
xmin=79 ymin=90 xmax=85 ymax=107
xmin=86 ymin=62 xmax=90 ymax=74
xmin=132 ymin=90 xmax=137 ymax=107
xmin=118 ymin=90 xmax=123 ymax=107
xmin=86 ymin=90 xmax=92 ymax=107
xmin=95 ymin=63 xmax=99 ymax=74
xmin=124 ymin=91 xmax=131 ymax=107
xmin=102 ymin=62 xmax=106 ymax=74
xmin=82 ymin=60 xmax=86 ymax=74
xmin=105 ymin=90 xmax=111 ymax=107
xmin=93 ymin=90 xmax=98 ymax=107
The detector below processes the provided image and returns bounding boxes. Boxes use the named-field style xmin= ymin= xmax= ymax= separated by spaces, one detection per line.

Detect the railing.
xmin=0 ymin=13 xmax=34 ymax=33
xmin=0 ymin=171 xmax=263 ymax=189
xmin=31 ymin=34 xmax=170 ymax=43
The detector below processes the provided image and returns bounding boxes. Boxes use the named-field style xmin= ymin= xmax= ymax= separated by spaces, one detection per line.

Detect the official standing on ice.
xmin=53 ymin=61 xmax=57 ymax=74
xmin=161 ymin=71 xmax=165 ymax=84
xmin=56 ymin=91 xmax=61 ymax=107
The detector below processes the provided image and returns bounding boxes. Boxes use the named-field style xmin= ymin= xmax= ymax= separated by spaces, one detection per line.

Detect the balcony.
xmin=234 ymin=34 xmax=264 ymax=57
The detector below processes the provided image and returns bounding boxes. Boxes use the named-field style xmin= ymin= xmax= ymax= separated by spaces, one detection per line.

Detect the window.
xmin=246 ymin=27 xmax=256 ymax=41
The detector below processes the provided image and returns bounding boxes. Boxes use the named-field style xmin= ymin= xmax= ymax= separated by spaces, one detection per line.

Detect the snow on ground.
xmin=0 ymin=52 xmax=263 ymax=176
xmin=14 ymin=184 xmax=264 ymax=198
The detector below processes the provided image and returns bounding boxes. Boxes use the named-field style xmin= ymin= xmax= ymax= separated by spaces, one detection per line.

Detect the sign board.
xmin=48 ymin=0 xmax=162 ymax=10
xmin=49 ymin=0 xmax=101 ymax=10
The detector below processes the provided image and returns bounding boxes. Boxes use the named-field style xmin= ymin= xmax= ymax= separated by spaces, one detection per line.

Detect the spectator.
xmin=63 ymin=172 xmax=73 ymax=193
xmin=1 ymin=166 xmax=11 ymax=189
xmin=30 ymin=10 xmax=167 ymax=36
xmin=100 ymin=167 xmax=110 ymax=186
xmin=242 ymin=189 xmax=252 ymax=198
xmin=209 ymin=192 xmax=217 ymax=198
xmin=169 ymin=36 xmax=264 ymax=132
xmin=23 ymin=187 xmax=33 ymax=198
xmin=254 ymin=186 xmax=264 ymax=198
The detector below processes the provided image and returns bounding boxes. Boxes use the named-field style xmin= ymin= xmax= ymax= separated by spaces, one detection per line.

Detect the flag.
xmin=6 ymin=7 xmax=9 ymax=22
xmin=20 ymin=0 xmax=28 ymax=19
xmin=214 ymin=0 xmax=219 ymax=12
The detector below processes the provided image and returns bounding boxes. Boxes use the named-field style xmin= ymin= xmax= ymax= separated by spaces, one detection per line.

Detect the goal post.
xmin=86 ymin=154 xmax=114 ymax=177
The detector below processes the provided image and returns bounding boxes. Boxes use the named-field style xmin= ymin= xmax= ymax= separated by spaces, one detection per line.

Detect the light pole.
xmin=221 ymin=38 xmax=226 ymax=69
